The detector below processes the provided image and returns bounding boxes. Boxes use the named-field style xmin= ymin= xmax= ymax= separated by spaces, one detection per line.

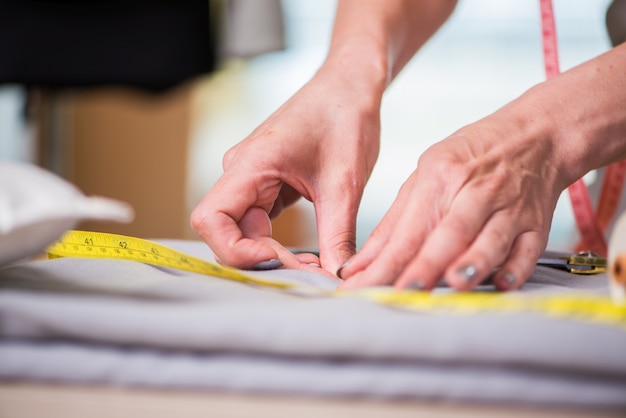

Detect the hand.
xmin=191 ymin=65 xmax=382 ymax=276
xmin=338 ymin=111 xmax=564 ymax=291
xmin=338 ymin=42 xmax=626 ymax=291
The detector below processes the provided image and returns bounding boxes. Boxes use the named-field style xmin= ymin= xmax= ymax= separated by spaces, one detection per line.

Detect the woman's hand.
xmin=338 ymin=109 xmax=564 ymax=291
xmin=191 ymin=65 xmax=382 ymax=276
xmin=339 ymin=43 xmax=626 ymax=291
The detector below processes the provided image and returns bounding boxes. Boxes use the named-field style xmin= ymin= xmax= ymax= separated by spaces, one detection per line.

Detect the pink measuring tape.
xmin=539 ymin=0 xmax=626 ymax=257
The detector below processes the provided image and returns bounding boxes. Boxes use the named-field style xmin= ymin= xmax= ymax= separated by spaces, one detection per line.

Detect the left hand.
xmin=337 ymin=110 xmax=565 ymax=291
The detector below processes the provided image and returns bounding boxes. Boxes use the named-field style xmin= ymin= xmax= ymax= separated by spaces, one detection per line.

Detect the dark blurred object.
xmin=0 ymin=0 xmax=216 ymax=92
xmin=607 ymin=0 xmax=626 ymax=46
xmin=0 ymin=0 xmax=286 ymax=241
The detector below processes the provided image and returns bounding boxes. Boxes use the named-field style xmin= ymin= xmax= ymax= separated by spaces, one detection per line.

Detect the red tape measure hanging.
xmin=539 ymin=0 xmax=626 ymax=257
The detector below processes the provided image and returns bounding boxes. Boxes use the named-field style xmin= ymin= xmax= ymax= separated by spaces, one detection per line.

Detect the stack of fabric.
xmin=1 ymin=162 xmax=625 ymax=412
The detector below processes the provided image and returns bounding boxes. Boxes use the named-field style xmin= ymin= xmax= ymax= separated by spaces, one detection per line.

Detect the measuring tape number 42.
xmin=46 ymin=229 xmax=290 ymax=290
xmin=40 ymin=1 xmax=626 ymax=330
xmin=45 ymin=230 xmax=626 ymax=330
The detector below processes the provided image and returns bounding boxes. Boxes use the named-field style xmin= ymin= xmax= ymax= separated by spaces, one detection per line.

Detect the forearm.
xmin=499 ymin=42 xmax=626 ymax=189
xmin=319 ymin=0 xmax=457 ymax=99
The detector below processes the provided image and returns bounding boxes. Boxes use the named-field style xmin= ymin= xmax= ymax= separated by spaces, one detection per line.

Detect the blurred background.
xmin=0 ymin=0 xmax=615 ymax=251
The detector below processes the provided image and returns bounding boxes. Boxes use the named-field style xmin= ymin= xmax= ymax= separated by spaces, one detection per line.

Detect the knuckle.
xmin=487 ymin=226 xmax=511 ymax=254
xmin=419 ymin=155 xmax=458 ymax=179
xmin=444 ymin=216 xmax=475 ymax=242
xmin=471 ymin=249 xmax=497 ymax=276
xmin=189 ymin=207 xmax=208 ymax=232
xmin=329 ymin=230 xmax=357 ymax=258
xmin=496 ymin=234 xmax=546 ymax=289
xmin=222 ymin=145 xmax=240 ymax=169
xmin=413 ymin=254 xmax=445 ymax=283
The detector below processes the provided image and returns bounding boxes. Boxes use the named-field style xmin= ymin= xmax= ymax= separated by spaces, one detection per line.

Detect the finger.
xmin=269 ymin=184 xmax=302 ymax=219
xmin=239 ymin=206 xmax=273 ymax=239
xmin=191 ymin=171 xmax=280 ymax=268
xmin=260 ymin=237 xmax=338 ymax=279
xmin=391 ymin=190 xmax=497 ymax=290
xmin=315 ymin=173 xmax=363 ymax=276
xmin=440 ymin=211 xmax=518 ymax=290
xmin=338 ymin=215 xmax=428 ymax=289
xmin=491 ymin=231 xmax=546 ymax=291
xmin=338 ymin=183 xmax=441 ymax=289
xmin=238 ymin=207 xmax=295 ymax=270
xmin=294 ymin=252 xmax=321 ymax=266
xmin=336 ymin=187 xmax=407 ymax=279
xmin=298 ymin=262 xmax=341 ymax=280
xmin=338 ymin=172 xmax=427 ymax=280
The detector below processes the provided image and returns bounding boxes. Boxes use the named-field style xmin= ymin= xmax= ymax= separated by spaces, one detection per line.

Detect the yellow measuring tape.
xmin=46 ymin=230 xmax=291 ymax=289
xmin=46 ymin=230 xmax=626 ymax=330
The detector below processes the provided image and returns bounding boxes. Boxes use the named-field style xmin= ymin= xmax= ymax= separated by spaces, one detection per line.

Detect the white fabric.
xmin=0 ymin=162 xmax=133 ymax=267
xmin=0 ymin=242 xmax=625 ymax=410
xmin=0 ymin=161 xmax=624 ymax=410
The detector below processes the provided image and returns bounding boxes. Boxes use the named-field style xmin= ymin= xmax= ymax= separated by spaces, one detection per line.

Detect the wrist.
xmin=319 ymin=38 xmax=389 ymax=103
xmin=503 ymin=80 xmax=599 ymax=191
xmin=515 ymin=46 xmax=626 ymax=186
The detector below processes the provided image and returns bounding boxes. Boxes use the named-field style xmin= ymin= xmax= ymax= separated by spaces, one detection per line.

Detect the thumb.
xmin=315 ymin=187 xmax=360 ymax=276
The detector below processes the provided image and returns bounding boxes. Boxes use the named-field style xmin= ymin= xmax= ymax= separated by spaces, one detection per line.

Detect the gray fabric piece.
xmin=2 ymin=341 xmax=624 ymax=409
xmin=0 ymin=240 xmax=625 ymax=410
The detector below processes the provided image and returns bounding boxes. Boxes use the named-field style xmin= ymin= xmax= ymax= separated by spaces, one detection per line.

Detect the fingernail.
xmin=336 ymin=257 xmax=353 ymax=279
xmin=290 ymin=249 xmax=320 ymax=257
xmin=308 ymin=263 xmax=321 ymax=268
xmin=498 ymin=272 xmax=516 ymax=289
xmin=457 ymin=265 xmax=478 ymax=283
xmin=250 ymin=259 xmax=283 ymax=271
xmin=407 ymin=280 xmax=426 ymax=290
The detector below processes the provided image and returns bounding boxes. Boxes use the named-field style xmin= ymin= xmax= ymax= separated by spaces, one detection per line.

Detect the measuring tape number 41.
xmin=45 ymin=230 xmax=626 ymax=330
xmin=40 ymin=1 xmax=626 ymax=331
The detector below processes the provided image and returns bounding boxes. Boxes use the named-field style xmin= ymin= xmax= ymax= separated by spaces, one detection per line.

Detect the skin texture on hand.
xmin=339 ymin=42 xmax=626 ymax=291
xmin=191 ymin=67 xmax=382 ymax=275
xmin=192 ymin=0 xmax=626 ymax=291
xmin=191 ymin=0 xmax=457 ymax=275
xmin=338 ymin=115 xmax=561 ymax=291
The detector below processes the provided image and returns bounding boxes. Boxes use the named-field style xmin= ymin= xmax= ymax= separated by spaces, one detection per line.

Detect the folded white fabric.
xmin=0 ymin=241 xmax=624 ymax=410
xmin=0 ymin=162 xmax=133 ymax=267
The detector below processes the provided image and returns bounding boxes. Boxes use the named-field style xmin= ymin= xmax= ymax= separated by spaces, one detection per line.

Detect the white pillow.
xmin=0 ymin=162 xmax=133 ymax=267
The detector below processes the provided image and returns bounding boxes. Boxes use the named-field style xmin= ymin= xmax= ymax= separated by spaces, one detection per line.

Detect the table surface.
xmin=1 ymin=383 xmax=624 ymax=418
